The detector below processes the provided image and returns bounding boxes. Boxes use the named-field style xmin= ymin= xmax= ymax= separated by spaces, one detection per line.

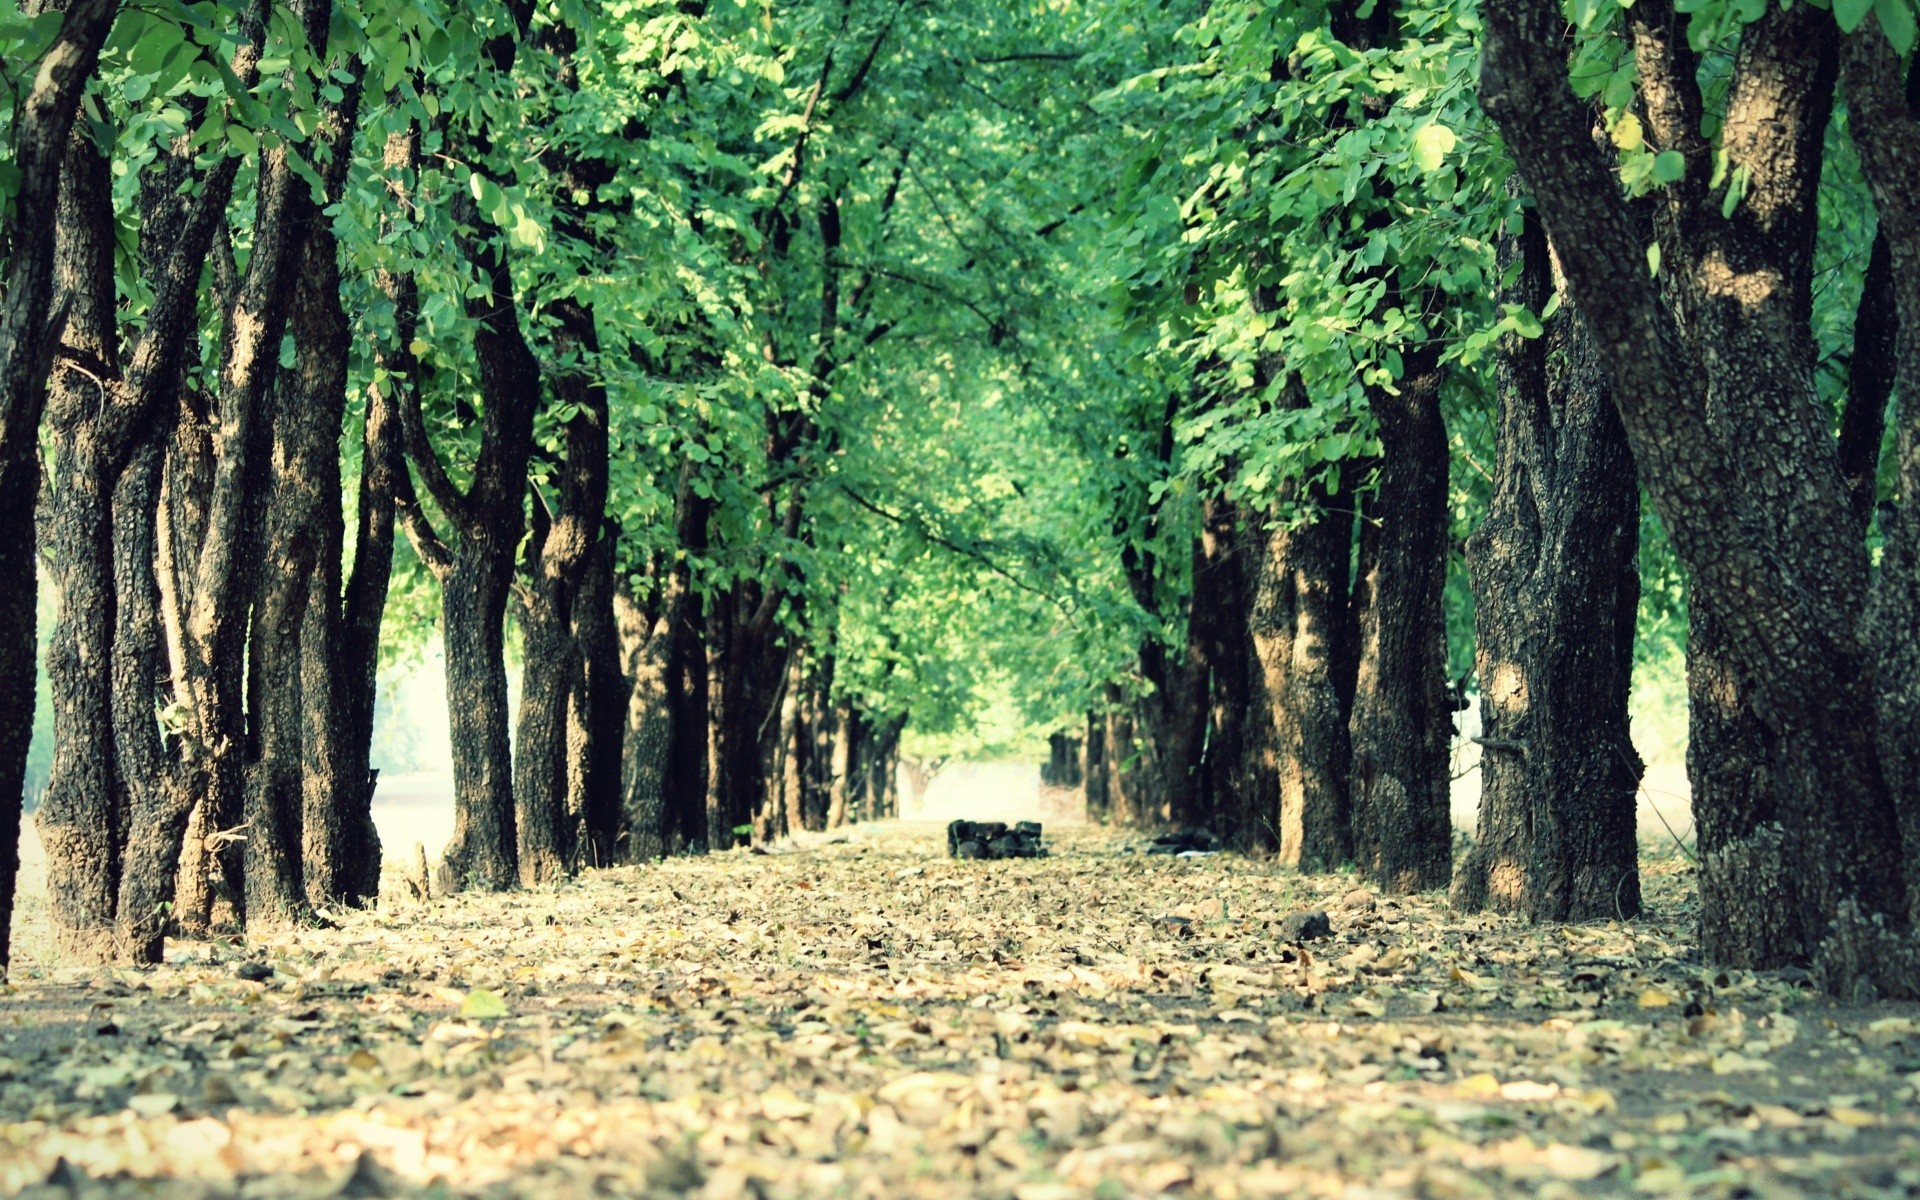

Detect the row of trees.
xmin=1021 ymin=0 xmax=1920 ymax=999
xmin=4 ymin=0 xmax=1920 ymax=997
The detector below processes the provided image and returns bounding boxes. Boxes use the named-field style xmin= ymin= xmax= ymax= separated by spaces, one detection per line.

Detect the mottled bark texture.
xmin=211 ymin=1 xmax=333 ymax=930
xmin=1347 ymin=352 xmax=1453 ymax=894
xmin=569 ymin=536 xmax=627 ymax=869
xmin=397 ymin=207 xmax=540 ymax=894
xmin=1452 ymin=205 xmax=1643 ymax=921
xmin=1191 ymin=497 xmax=1262 ymax=850
xmin=511 ymin=303 xmax=609 ymax=886
xmin=37 ymin=13 xmax=251 ymax=960
xmin=0 ymin=0 xmax=119 ymax=974
xmin=1482 ymin=0 xmax=1913 ymax=992
xmin=1842 ymin=29 xmax=1920 ymax=927
xmin=1249 ymin=477 xmax=1356 ymax=870
xmin=614 ymin=586 xmax=670 ymax=862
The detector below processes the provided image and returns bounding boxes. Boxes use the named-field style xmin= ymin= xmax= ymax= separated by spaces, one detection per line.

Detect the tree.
xmin=1479 ymin=0 xmax=1915 ymax=989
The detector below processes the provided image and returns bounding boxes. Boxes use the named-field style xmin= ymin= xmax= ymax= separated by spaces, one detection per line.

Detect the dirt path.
xmin=2 ymin=823 xmax=1913 ymax=1199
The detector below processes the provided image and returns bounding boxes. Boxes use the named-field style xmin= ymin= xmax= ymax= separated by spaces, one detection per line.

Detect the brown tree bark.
xmin=569 ymin=534 xmax=626 ymax=869
xmin=396 ymin=199 xmax=542 ymax=895
xmin=614 ymin=584 xmax=671 ymax=862
xmin=658 ymin=482 xmax=713 ymax=855
xmin=1249 ymin=479 xmax=1357 ymax=870
xmin=511 ymin=303 xmax=609 ymax=886
xmin=37 ymin=19 xmax=253 ymax=959
xmin=1481 ymin=0 xmax=1912 ymax=991
xmin=1842 ymin=30 xmax=1920 ymax=928
xmin=300 ymin=81 xmax=388 ymax=912
xmin=1191 ymin=496 xmax=1263 ymax=849
xmin=1452 ymin=205 xmax=1643 ymax=921
xmin=211 ymin=2 xmax=337 ymax=929
xmin=1347 ymin=350 xmax=1453 ymax=894
xmin=0 ymin=0 xmax=119 ymax=974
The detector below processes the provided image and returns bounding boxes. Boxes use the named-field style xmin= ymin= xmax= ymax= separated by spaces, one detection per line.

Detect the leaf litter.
xmin=3 ymin=825 xmax=1920 ymax=1198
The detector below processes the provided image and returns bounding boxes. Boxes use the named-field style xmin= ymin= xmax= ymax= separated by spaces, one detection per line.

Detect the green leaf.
xmin=1647 ymin=242 xmax=1662 ymax=276
xmin=1610 ymin=113 xmax=1644 ymax=152
xmin=1876 ymin=0 xmax=1918 ymax=52
xmin=1652 ymin=150 xmax=1686 ymax=184
xmin=460 ymin=988 xmax=509 ymax=1020
xmin=1505 ymin=304 xmax=1543 ymax=339
xmin=1411 ymin=123 xmax=1456 ymax=173
xmin=1837 ymin=0 xmax=1874 ymax=30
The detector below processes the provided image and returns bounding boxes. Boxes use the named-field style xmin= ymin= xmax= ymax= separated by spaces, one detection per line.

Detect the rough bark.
xmin=1347 ymin=352 xmax=1453 ymax=894
xmin=1250 ymin=478 xmax=1356 ymax=871
xmin=658 ymin=483 xmax=713 ymax=855
xmin=1843 ymin=30 xmax=1920 ymax=925
xmin=512 ymin=331 xmax=608 ymax=885
xmin=614 ymin=586 xmax=671 ymax=862
xmin=215 ymin=18 xmax=333 ymax=928
xmin=1452 ymin=205 xmax=1643 ymax=921
xmin=284 ymin=72 xmax=376 ymax=912
xmin=399 ymin=204 xmax=541 ymax=895
xmin=1192 ymin=497 xmax=1263 ymax=849
xmin=0 ymin=0 xmax=121 ymax=972
xmin=36 ymin=129 xmax=129 ymax=964
xmin=569 ymin=535 xmax=626 ymax=869
xmin=108 ymin=432 xmax=187 ymax=961
xmin=37 ymin=20 xmax=250 ymax=958
xmin=1482 ymin=0 xmax=1912 ymax=990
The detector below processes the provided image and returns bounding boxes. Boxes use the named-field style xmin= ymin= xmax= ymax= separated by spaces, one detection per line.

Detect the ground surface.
xmin=4 ymin=821 xmax=1920 ymax=1199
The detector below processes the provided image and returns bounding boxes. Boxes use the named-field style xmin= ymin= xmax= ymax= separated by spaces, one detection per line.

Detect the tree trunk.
xmin=569 ymin=535 xmax=625 ymax=869
xmin=163 ymin=394 xmax=225 ymax=934
xmin=826 ymin=695 xmax=856 ymax=829
xmin=0 ymin=0 xmax=121 ymax=976
xmin=109 ymin=432 xmax=190 ymax=960
xmin=36 ymin=130 xmax=130 ymax=964
xmin=439 ymin=545 xmax=521 ymax=891
xmin=1843 ymin=29 xmax=1920 ymax=926
xmin=614 ymin=586 xmax=671 ymax=862
xmin=1348 ymin=353 xmax=1453 ymax=894
xmin=1250 ymin=479 xmax=1357 ymax=870
xmin=1453 ymin=204 xmax=1643 ymax=921
xmin=1083 ymin=712 xmax=1109 ymax=822
xmin=1482 ymin=0 xmax=1913 ymax=991
xmin=1192 ymin=497 xmax=1264 ymax=850
xmin=659 ymin=488 xmax=712 ymax=855
xmin=283 ymin=73 xmax=375 ymax=912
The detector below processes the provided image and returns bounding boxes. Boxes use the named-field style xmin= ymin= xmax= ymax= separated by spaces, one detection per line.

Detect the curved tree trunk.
xmin=1453 ymin=205 xmax=1643 ymax=921
xmin=1348 ymin=353 xmax=1453 ymax=894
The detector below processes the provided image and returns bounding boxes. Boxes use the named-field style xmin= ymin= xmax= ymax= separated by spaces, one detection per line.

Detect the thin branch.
xmin=835 ymin=482 xmax=1072 ymax=616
